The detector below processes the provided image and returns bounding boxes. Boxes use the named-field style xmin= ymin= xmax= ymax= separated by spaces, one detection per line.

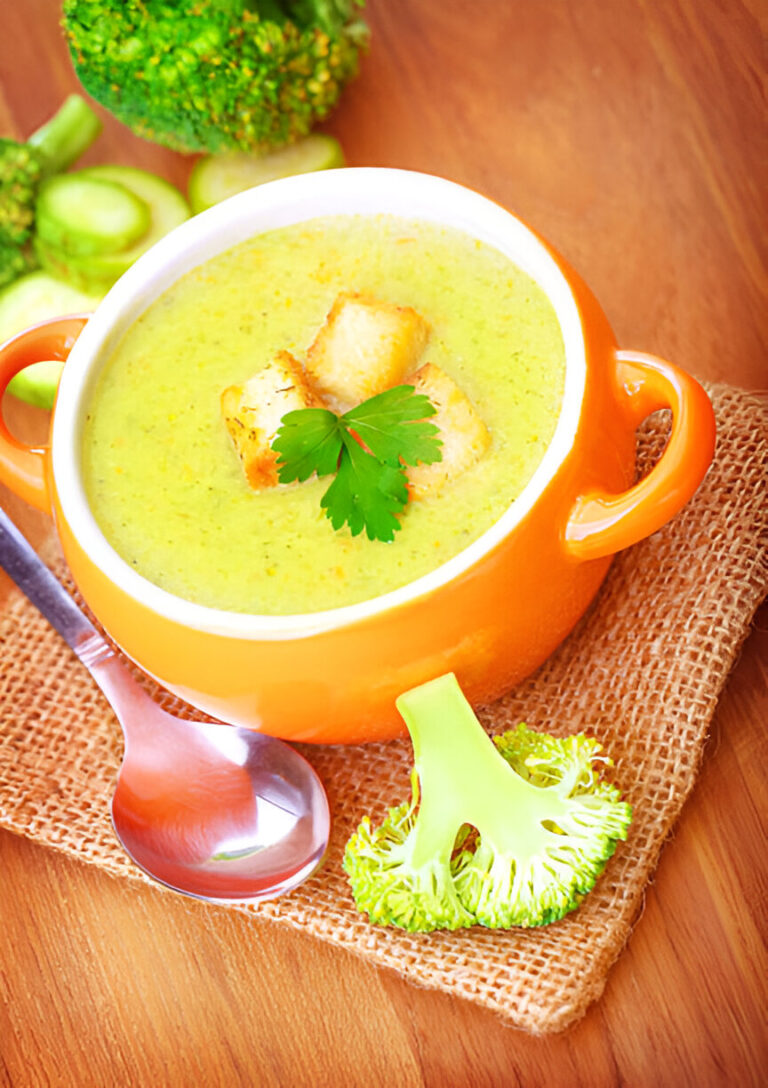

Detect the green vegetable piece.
xmin=36 ymin=175 xmax=151 ymax=257
xmin=28 ymin=237 xmax=79 ymax=287
xmin=0 ymin=243 xmax=38 ymax=291
xmin=271 ymin=384 xmax=441 ymax=542
xmin=63 ymin=1 xmax=369 ymax=155
xmin=35 ymin=166 xmax=190 ymax=290
xmin=7 ymin=360 xmax=66 ymax=411
xmin=0 ymin=95 xmax=101 ymax=288
xmin=0 ymin=271 xmax=104 ymax=409
xmin=26 ymin=93 xmax=103 ymax=176
xmin=345 ymin=386 xmax=441 ymax=467
xmin=188 ymin=134 xmax=345 ymax=213
xmin=271 ymin=407 xmax=345 ymax=483
xmin=0 ymin=144 xmax=42 ymax=249
xmin=343 ymin=673 xmax=632 ymax=932
xmin=322 ymin=434 xmax=409 ymax=542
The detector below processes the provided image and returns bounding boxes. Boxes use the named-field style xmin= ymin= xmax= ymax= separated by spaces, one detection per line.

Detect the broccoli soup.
xmin=81 ymin=215 xmax=565 ymax=614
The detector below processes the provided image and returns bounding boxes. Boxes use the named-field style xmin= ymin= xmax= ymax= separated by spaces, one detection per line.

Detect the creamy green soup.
xmin=82 ymin=215 xmax=565 ymax=614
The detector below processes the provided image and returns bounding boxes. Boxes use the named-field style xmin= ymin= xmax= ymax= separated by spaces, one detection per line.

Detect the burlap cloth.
xmin=1 ymin=382 xmax=766 ymax=1033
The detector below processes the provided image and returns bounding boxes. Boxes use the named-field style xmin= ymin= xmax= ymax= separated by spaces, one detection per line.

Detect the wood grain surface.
xmin=1 ymin=1 xmax=766 ymax=1085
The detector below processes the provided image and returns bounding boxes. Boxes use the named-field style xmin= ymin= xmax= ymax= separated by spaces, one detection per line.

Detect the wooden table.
xmin=1 ymin=2 xmax=766 ymax=1084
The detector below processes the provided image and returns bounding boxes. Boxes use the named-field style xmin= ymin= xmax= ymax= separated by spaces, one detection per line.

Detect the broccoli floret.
xmin=343 ymin=674 xmax=632 ymax=932
xmin=0 ymin=144 xmax=43 ymax=249
xmin=0 ymin=95 xmax=101 ymax=288
xmin=62 ymin=0 xmax=368 ymax=155
xmin=0 ymin=140 xmax=43 ymax=288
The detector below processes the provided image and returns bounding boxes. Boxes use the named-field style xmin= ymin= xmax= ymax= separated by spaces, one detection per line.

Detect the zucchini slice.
xmin=34 ymin=236 xmax=110 ymax=292
xmin=36 ymin=174 xmax=150 ymax=256
xmin=0 ymin=271 xmax=103 ymax=409
xmin=35 ymin=165 xmax=190 ymax=291
xmin=188 ymin=134 xmax=345 ymax=214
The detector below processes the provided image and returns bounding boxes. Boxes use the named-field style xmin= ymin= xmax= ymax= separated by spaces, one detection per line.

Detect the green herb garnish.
xmin=272 ymin=385 xmax=443 ymax=542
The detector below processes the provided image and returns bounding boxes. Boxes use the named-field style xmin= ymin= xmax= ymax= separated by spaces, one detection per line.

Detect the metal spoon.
xmin=0 ymin=507 xmax=330 ymax=903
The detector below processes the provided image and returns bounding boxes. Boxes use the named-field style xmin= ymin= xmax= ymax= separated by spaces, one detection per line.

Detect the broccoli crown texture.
xmin=62 ymin=0 xmax=368 ymax=154
xmin=343 ymin=674 xmax=633 ymax=932
xmin=0 ymin=240 xmax=39 ymax=291
xmin=0 ymin=95 xmax=101 ymax=289
xmin=0 ymin=142 xmax=44 ymax=249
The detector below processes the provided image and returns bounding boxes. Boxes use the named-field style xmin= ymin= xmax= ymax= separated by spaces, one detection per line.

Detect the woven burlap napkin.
xmin=0 ymin=383 xmax=766 ymax=1033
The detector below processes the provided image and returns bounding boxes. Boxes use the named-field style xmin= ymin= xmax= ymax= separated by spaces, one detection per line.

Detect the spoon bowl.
xmin=109 ymin=698 xmax=330 ymax=902
xmin=0 ymin=508 xmax=330 ymax=903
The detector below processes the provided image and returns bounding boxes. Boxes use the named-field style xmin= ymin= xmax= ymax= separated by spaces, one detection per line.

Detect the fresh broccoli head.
xmin=0 ymin=95 xmax=101 ymax=288
xmin=343 ymin=674 xmax=632 ymax=932
xmin=62 ymin=0 xmax=369 ymax=154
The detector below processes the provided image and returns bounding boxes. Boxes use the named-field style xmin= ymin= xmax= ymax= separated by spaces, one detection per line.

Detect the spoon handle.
xmin=0 ymin=506 xmax=165 ymax=739
xmin=0 ymin=506 xmax=99 ymax=652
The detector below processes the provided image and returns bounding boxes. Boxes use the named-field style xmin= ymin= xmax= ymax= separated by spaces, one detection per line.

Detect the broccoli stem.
xmin=27 ymin=95 xmax=102 ymax=178
xmin=396 ymin=675 xmax=556 ymax=870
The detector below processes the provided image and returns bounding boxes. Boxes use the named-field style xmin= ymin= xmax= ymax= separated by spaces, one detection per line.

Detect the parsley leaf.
xmin=271 ymin=385 xmax=442 ymax=542
xmin=272 ymin=408 xmax=343 ymax=483
xmin=345 ymin=386 xmax=442 ymax=467
xmin=323 ymin=435 xmax=410 ymax=542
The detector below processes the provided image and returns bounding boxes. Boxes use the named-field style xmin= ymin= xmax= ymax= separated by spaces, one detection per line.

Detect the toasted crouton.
xmin=306 ymin=292 xmax=430 ymax=411
xmin=406 ymin=363 xmax=491 ymax=498
xmin=221 ymin=351 xmax=322 ymax=489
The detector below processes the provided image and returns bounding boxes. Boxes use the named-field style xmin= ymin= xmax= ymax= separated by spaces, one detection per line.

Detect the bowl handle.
xmin=0 ymin=315 xmax=89 ymax=512
xmin=564 ymin=350 xmax=716 ymax=561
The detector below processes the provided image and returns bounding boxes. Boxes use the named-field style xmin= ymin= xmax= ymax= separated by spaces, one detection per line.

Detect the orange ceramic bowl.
xmin=0 ymin=169 xmax=715 ymax=743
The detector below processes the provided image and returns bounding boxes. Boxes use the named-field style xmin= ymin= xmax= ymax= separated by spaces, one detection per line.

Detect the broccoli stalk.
xmin=343 ymin=674 xmax=632 ymax=932
xmin=62 ymin=1 xmax=368 ymax=155
xmin=0 ymin=95 xmax=101 ymax=288
xmin=24 ymin=94 xmax=103 ymax=177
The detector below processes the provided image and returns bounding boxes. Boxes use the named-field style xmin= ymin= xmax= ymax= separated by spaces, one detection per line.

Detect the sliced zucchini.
xmin=188 ymin=134 xmax=345 ymax=214
xmin=7 ymin=360 xmax=66 ymax=410
xmin=0 ymin=271 xmax=103 ymax=409
xmin=34 ymin=235 xmax=113 ymax=292
xmin=36 ymin=174 xmax=150 ymax=256
xmin=36 ymin=165 xmax=190 ymax=291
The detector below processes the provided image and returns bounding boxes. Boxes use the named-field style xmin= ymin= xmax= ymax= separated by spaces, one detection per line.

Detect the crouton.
xmin=306 ymin=291 xmax=430 ymax=411
xmin=221 ymin=351 xmax=323 ymax=489
xmin=406 ymin=363 xmax=491 ymax=498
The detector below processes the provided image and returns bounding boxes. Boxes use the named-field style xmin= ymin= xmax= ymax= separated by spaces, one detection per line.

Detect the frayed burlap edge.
xmin=1 ymin=382 xmax=766 ymax=1033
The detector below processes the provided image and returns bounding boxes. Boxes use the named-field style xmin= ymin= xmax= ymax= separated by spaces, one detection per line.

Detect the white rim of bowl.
xmin=52 ymin=168 xmax=587 ymax=640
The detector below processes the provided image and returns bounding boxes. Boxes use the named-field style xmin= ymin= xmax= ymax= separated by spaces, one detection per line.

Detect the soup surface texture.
xmin=82 ymin=215 xmax=565 ymax=614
